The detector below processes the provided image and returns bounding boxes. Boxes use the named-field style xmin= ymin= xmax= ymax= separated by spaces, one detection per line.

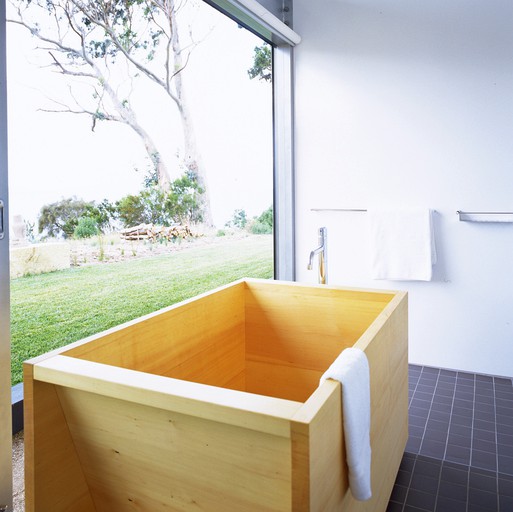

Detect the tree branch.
xmin=70 ymin=0 xmax=182 ymax=107
xmin=47 ymin=52 xmax=96 ymax=78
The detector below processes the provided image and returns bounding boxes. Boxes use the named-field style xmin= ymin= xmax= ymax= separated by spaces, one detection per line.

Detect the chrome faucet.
xmin=307 ymin=227 xmax=328 ymax=284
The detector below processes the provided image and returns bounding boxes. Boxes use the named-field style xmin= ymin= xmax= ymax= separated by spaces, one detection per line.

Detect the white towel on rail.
xmin=320 ymin=347 xmax=372 ymax=501
xmin=368 ymin=208 xmax=436 ymax=281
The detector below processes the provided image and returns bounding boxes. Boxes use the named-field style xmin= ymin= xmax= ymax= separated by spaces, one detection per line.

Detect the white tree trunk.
xmin=97 ymin=65 xmax=171 ymax=190
xmin=170 ymin=3 xmax=213 ymax=227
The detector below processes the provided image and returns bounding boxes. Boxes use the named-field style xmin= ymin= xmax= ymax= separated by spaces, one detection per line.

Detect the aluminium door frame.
xmin=0 ymin=0 xmax=13 ymax=508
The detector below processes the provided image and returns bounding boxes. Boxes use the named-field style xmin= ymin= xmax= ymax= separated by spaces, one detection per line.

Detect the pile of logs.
xmin=119 ymin=224 xmax=196 ymax=242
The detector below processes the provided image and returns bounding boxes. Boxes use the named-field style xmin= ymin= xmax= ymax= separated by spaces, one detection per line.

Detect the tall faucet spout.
xmin=307 ymin=227 xmax=328 ymax=284
xmin=308 ymin=246 xmax=323 ymax=270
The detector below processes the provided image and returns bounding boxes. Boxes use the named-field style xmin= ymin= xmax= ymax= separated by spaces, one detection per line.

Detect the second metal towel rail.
xmin=311 ymin=208 xmax=367 ymax=212
xmin=457 ymin=211 xmax=513 ymax=222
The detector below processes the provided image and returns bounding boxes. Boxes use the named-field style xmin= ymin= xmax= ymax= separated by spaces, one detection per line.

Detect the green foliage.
xmin=39 ymin=171 xmax=205 ymax=236
xmin=142 ymin=164 xmax=160 ymax=188
xmin=24 ymin=221 xmax=37 ymax=243
xmin=81 ymin=0 xmax=164 ymax=63
xmin=167 ymin=171 xmax=204 ymax=225
xmin=73 ymin=217 xmax=99 ymax=238
xmin=249 ymin=221 xmax=272 ymax=234
xmin=226 ymin=209 xmax=247 ymax=229
xmin=140 ymin=186 xmax=171 ymax=225
xmin=116 ymin=194 xmax=146 ymax=228
xmin=257 ymin=205 xmax=273 ymax=228
xmin=38 ymin=197 xmax=91 ymax=238
xmin=85 ymin=199 xmax=117 ymax=233
xmin=116 ymin=171 xmax=204 ymax=228
xmin=38 ymin=197 xmax=116 ymax=238
xmin=247 ymin=44 xmax=272 ymax=82
xmin=249 ymin=205 xmax=273 ymax=234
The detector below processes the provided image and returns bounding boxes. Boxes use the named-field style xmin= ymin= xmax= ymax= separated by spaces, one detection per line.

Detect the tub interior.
xmin=62 ymin=280 xmax=395 ymax=403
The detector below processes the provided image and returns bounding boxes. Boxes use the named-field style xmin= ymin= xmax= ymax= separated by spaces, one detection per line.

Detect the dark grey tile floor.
xmin=387 ymin=365 xmax=513 ymax=512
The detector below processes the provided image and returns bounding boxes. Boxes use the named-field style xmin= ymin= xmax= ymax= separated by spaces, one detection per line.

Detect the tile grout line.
xmin=402 ymin=367 xmax=421 ymax=512
xmin=493 ymin=376 xmax=500 ymax=512
xmin=405 ymin=366 xmax=441 ymax=512
xmin=431 ymin=367 xmax=444 ymax=512
xmin=408 ymin=366 xmax=422 ymax=408
xmin=418 ymin=367 xmax=440 ymax=455
xmin=441 ymin=370 xmax=457 ymax=462
xmin=435 ymin=368 xmax=456 ymax=512
xmin=396 ymin=365 xmax=423 ymax=512
xmin=465 ymin=372 xmax=476 ymax=512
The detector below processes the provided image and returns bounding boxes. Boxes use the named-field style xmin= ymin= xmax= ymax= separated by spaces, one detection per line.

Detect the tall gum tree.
xmin=9 ymin=0 xmax=213 ymax=225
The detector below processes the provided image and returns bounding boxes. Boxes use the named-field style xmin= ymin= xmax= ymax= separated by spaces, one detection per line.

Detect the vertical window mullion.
xmin=273 ymin=44 xmax=295 ymax=281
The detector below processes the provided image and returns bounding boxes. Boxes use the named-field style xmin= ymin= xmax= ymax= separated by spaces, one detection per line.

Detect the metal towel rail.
xmin=311 ymin=208 xmax=367 ymax=212
xmin=457 ymin=211 xmax=513 ymax=222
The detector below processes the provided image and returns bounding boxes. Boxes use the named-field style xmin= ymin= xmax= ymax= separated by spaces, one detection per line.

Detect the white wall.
xmin=294 ymin=0 xmax=513 ymax=377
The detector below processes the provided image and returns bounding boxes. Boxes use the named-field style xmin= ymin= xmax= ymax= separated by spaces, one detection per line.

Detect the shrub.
xmin=249 ymin=220 xmax=272 ymax=234
xmin=38 ymin=197 xmax=116 ymax=238
xmin=257 ymin=206 xmax=273 ymax=229
xmin=116 ymin=171 xmax=204 ymax=228
xmin=226 ymin=209 xmax=247 ymax=229
xmin=85 ymin=199 xmax=117 ymax=233
xmin=38 ymin=197 xmax=89 ymax=238
xmin=166 ymin=171 xmax=204 ymax=225
xmin=73 ymin=217 xmax=99 ymax=238
xmin=248 ymin=206 xmax=273 ymax=234
xmin=116 ymin=194 xmax=147 ymax=228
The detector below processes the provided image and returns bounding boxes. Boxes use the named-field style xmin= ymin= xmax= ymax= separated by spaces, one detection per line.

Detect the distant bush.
xmin=248 ymin=206 xmax=273 ymax=234
xmin=85 ymin=199 xmax=117 ymax=233
xmin=38 ymin=197 xmax=90 ymax=238
xmin=116 ymin=171 xmax=203 ymax=228
xmin=249 ymin=221 xmax=272 ymax=234
xmin=257 ymin=206 xmax=273 ymax=228
xmin=38 ymin=197 xmax=115 ymax=238
xmin=116 ymin=194 xmax=146 ymax=228
xmin=225 ymin=209 xmax=247 ymax=229
xmin=73 ymin=217 xmax=99 ymax=238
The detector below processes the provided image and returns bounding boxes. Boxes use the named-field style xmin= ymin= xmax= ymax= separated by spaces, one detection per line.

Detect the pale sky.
xmin=6 ymin=1 xmax=273 ymax=229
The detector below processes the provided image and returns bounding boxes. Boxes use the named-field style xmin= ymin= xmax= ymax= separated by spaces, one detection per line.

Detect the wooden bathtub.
xmin=24 ymin=279 xmax=408 ymax=511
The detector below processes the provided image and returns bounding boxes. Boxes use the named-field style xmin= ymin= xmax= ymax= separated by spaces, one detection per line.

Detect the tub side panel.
xmin=342 ymin=293 xmax=409 ymax=512
xmin=290 ymin=380 xmax=346 ymax=512
xmin=63 ymin=282 xmax=246 ymax=390
xmin=367 ymin=294 xmax=409 ymax=511
xmin=55 ymin=386 xmax=292 ymax=512
xmin=23 ymin=364 xmax=96 ymax=512
xmin=289 ymin=292 xmax=407 ymax=512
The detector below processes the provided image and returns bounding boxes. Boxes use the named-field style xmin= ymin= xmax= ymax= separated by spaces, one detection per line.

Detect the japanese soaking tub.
xmin=24 ymin=279 xmax=408 ymax=512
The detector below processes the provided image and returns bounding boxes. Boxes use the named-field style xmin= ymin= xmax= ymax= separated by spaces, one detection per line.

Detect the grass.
xmin=10 ymin=235 xmax=273 ymax=386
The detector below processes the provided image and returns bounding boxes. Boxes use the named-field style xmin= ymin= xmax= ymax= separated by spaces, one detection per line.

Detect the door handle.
xmin=0 ymin=199 xmax=4 ymax=240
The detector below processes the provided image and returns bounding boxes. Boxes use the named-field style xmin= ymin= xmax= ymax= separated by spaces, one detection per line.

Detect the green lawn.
xmin=10 ymin=235 xmax=273 ymax=386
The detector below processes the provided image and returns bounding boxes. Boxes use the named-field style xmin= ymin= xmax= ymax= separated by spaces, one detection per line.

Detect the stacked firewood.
xmin=119 ymin=224 xmax=196 ymax=241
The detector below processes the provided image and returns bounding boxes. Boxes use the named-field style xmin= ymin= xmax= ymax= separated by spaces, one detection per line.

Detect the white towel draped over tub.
xmin=368 ymin=208 xmax=437 ymax=281
xmin=320 ymin=347 xmax=372 ymax=501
